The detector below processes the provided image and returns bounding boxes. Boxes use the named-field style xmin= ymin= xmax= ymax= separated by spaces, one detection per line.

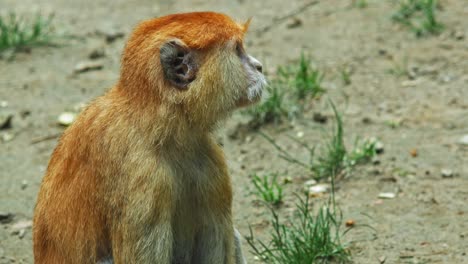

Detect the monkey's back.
xmin=33 ymin=94 xmax=123 ymax=263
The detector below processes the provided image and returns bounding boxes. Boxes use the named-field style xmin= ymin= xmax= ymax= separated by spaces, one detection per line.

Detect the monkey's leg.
xmin=234 ymin=228 xmax=247 ymax=264
xmin=192 ymin=222 xmax=236 ymax=264
xmin=111 ymin=221 xmax=173 ymax=264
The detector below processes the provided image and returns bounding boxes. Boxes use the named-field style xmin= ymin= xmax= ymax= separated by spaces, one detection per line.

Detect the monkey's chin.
xmin=235 ymin=93 xmax=261 ymax=108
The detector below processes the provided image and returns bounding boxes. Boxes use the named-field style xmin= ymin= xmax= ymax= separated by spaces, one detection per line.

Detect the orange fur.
xmin=33 ymin=12 xmax=261 ymax=264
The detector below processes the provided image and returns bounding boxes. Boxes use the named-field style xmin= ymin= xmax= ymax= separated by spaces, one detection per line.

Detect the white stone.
xmin=378 ymin=192 xmax=396 ymax=199
xmin=57 ymin=112 xmax=76 ymax=126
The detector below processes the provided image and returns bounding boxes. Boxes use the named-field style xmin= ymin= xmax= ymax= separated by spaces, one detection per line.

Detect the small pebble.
xmin=441 ymin=169 xmax=453 ymax=178
xmin=0 ymin=101 xmax=8 ymax=108
xmin=454 ymin=30 xmax=465 ymax=40
xmin=286 ymin=17 xmax=302 ymax=29
xmin=345 ymin=219 xmax=355 ymax=227
xmin=88 ymin=48 xmax=106 ymax=60
xmin=362 ymin=117 xmax=372 ymax=124
xmin=378 ymin=192 xmax=396 ymax=199
xmin=378 ymin=256 xmax=387 ymax=263
xmin=401 ymin=79 xmax=421 ymax=87
xmin=57 ymin=112 xmax=77 ymax=126
xmin=14 ymin=229 xmax=26 ymax=239
xmin=11 ymin=220 xmax=32 ymax=231
xmin=313 ymin=112 xmax=327 ymax=123
xmin=410 ymin=149 xmax=418 ymax=157
xmin=375 ymin=141 xmax=384 ymax=154
xmin=458 ymin=135 xmax=468 ymax=146
xmin=282 ymin=177 xmax=292 ymax=184
xmin=105 ymin=31 xmax=125 ymax=43
xmin=21 ymin=180 xmax=28 ymax=190
xmin=0 ymin=112 xmax=13 ymax=130
xmin=372 ymin=157 xmax=381 ymax=165
xmin=74 ymin=61 xmax=104 ymax=73
xmin=1 ymin=132 xmax=14 ymax=142
xmin=296 ymin=131 xmax=304 ymax=138
xmin=0 ymin=212 xmax=14 ymax=224
xmin=308 ymin=184 xmax=329 ymax=195
xmin=304 ymin=179 xmax=317 ymax=187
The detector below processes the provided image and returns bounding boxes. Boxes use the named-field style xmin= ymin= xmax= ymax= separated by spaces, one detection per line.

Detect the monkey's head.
xmin=120 ymin=12 xmax=266 ymax=129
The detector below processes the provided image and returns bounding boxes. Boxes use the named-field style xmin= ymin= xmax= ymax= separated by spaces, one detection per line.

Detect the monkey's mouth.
xmin=247 ymin=76 xmax=267 ymax=102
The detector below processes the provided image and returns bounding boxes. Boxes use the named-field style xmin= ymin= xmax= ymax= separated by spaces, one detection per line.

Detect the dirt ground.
xmin=1 ymin=0 xmax=467 ymax=263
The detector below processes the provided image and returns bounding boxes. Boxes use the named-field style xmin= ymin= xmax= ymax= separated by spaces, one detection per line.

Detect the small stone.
xmin=11 ymin=220 xmax=32 ymax=231
xmin=307 ymin=184 xmax=329 ymax=195
xmin=441 ymin=169 xmax=453 ymax=178
xmin=454 ymin=30 xmax=465 ymax=40
xmin=282 ymin=177 xmax=292 ymax=184
xmin=0 ymin=112 xmax=13 ymax=130
xmin=286 ymin=17 xmax=302 ymax=29
xmin=409 ymin=148 xmax=418 ymax=157
xmin=74 ymin=61 xmax=103 ymax=73
xmin=304 ymin=179 xmax=317 ymax=187
xmin=105 ymin=31 xmax=125 ymax=43
xmin=88 ymin=47 xmax=106 ymax=60
xmin=57 ymin=112 xmax=77 ymax=126
xmin=345 ymin=219 xmax=355 ymax=227
xmin=378 ymin=49 xmax=387 ymax=56
xmin=438 ymin=74 xmax=452 ymax=83
xmin=378 ymin=256 xmax=387 ymax=263
xmin=375 ymin=141 xmax=384 ymax=154
xmin=0 ymin=101 xmax=8 ymax=108
xmin=20 ymin=110 xmax=31 ymax=118
xmin=1 ymin=132 xmax=14 ymax=142
xmin=458 ymin=135 xmax=468 ymax=146
xmin=18 ymin=229 xmax=26 ymax=239
xmin=372 ymin=157 xmax=381 ymax=165
xmin=401 ymin=79 xmax=421 ymax=87
xmin=378 ymin=192 xmax=396 ymax=199
xmin=313 ymin=112 xmax=327 ymax=123
xmin=362 ymin=117 xmax=372 ymax=124
xmin=296 ymin=131 xmax=304 ymax=138
xmin=370 ymin=168 xmax=382 ymax=175
xmin=21 ymin=180 xmax=28 ymax=190
xmin=0 ymin=212 xmax=14 ymax=224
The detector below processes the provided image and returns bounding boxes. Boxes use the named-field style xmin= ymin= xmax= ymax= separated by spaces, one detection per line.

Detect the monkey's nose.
xmin=248 ymin=55 xmax=263 ymax=73
xmin=254 ymin=63 xmax=263 ymax=73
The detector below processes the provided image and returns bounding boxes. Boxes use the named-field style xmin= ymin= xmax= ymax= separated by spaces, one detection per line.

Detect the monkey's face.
xmin=231 ymin=41 xmax=267 ymax=108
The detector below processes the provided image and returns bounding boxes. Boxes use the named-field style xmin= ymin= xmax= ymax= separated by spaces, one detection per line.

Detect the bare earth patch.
xmin=0 ymin=0 xmax=467 ymax=263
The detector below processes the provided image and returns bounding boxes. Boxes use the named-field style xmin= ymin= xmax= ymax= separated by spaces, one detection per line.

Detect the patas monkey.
xmin=33 ymin=12 xmax=266 ymax=264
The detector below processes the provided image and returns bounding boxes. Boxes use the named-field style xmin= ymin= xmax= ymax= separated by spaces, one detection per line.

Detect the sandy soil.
xmin=0 ymin=0 xmax=467 ymax=263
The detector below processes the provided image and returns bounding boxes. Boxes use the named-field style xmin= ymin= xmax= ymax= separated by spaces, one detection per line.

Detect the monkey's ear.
xmin=160 ymin=39 xmax=198 ymax=89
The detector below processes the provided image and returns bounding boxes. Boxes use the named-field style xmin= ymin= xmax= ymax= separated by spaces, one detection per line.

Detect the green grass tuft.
xmin=247 ymin=82 xmax=287 ymax=124
xmin=0 ymin=13 xmax=54 ymax=53
xmin=251 ymin=173 xmax=283 ymax=206
xmin=246 ymin=184 xmax=351 ymax=263
xmin=392 ymin=0 xmax=443 ymax=37
xmin=261 ymin=101 xmax=379 ymax=180
xmin=353 ymin=0 xmax=368 ymax=8
xmin=312 ymin=103 xmax=347 ymax=179
xmin=291 ymin=54 xmax=325 ymax=100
